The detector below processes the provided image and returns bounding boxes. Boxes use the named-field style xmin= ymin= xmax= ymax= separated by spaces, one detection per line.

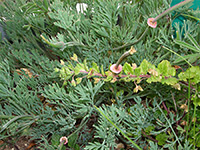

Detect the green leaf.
xmin=158 ymin=60 xmax=176 ymax=76
xmin=123 ymin=62 xmax=134 ymax=75
xmin=156 ymin=133 xmax=169 ymax=146
xmin=92 ymin=62 xmax=100 ymax=73
xmin=134 ymin=68 xmax=141 ymax=76
xmin=83 ymin=59 xmax=89 ymax=71
xmin=71 ymin=79 xmax=76 ymax=86
xmin=161 ymin=77 xmax=178 ymax=85
xmin=178 ymin=66 xmax=200 ymax=84
xmin=174 ymin=40 xmax=199 ymax=53
xmin=74 ymin=64 xmax=83 ymax=75
xmin=187 ymin=33 xmax=200 ymax=51
xmin=74 ymin=144 xmax=80 ymax=150
xmin=140 ymin=59 xmax=150 ymax=74
xmin=76 ymin=78 xmax=82 ymax=85
xmin=191 ymin=94 xmax=200 ymax=106
xmin=174 ymin=53 xmax=200 ymax=64
xmin=145 ymin=126 xmax=155 ymax=134
xmin=146 ymin=75 xmax=162 ymax=83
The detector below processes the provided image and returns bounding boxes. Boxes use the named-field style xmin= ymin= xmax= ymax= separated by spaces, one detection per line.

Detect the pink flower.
xmin=60 ymin=136 xmax=68 ymax=145
xmin=147 ymin=18 xmax=157 ymax=28
xmin=110 ymin=64 xmax=122 ymax=74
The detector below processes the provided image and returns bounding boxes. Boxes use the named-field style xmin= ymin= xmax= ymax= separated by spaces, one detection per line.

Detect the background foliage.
xmin=0 ymin=0 xmax=200 ymax=149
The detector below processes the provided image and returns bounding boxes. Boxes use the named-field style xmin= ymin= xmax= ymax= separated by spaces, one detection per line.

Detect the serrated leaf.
xmin=145 ymin=126 xmax=155 ymax=134
xmin=178 ymin=66 xmax=200 ymax=84
xmin=104 ymin=71 xmax=113 ymax=82
xmin=134 ymin=68 xmax=141 ymax=76
xmin=92 ymin=62 xmax=99 ymax=72
xmin=123 ymin=62 xmax=134 ymax=75
xmin=146 ymin=75 xmax=162 ymax=83
xmin=156 ymin=133 xmax=169 ymax=146
xmin=140 ymin=59 xmax=150 ymax=74
xmin=158 ymin=60 xmax=176 ymax=76
xmin=161 ymin=77 xmax=178 ymax=85
xmin=94 ymin=78 xmax=101 ymax=84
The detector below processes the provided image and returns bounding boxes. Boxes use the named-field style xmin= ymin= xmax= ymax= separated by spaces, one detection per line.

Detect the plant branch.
xmin=112 ymin=27 xmax=149 ymax=51
xmin=152 ymin=0 xmax=193 ymax=23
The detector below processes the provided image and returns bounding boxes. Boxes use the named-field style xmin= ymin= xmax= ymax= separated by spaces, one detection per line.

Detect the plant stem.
xmin=152 ymin=0 xmax=193 ymax=23
xmin=67 ymin=109 xmax=93 ymax=139
xmin=162 ymin=101 xmax=170 ymax=115
xmin=112 ymin=27 xmax=149 ymax=51
xmin=186 ymin=79 xmax=191 ymax=139
xmin=115 ymin=51 xmax=130 ymax=68
xmin=157 ymin=103 xmax=183 ymax=148
xmin=162 ymin=46 xmax=192 ymax=67
xmin=193 ymin=88 xmax=197 ymax=148
xmin=115 ymin=46 xmax=136 ymax=68
xmin=58 ymin=142 xmax=64 ymax=150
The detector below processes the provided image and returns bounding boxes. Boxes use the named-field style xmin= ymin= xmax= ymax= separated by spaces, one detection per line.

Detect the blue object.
xmin=171 ymin=0 xmax=200 ymax=37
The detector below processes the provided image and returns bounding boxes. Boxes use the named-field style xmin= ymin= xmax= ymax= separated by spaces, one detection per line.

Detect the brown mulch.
xmin=0 ymin=136 xmax=37 ymax=150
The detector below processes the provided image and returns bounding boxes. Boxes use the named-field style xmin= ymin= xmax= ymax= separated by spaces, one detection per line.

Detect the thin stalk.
xmin=115 ymin=46 xmax=136 ymax=68
xmin=67 ymin=109 xmax=93 ymax=139
xmin=192 ymin=88 xmax=197 ymax=149
xmin=152 ymin=0 xmax=193 ymax=23
xmin=186 ymin=78 xmax=191 ymax=139
xmin=58 ymin=142 xmax=64 ymax=150
xmin=94 ymin=105 xmax=142 ymax=150
xmin=157 ymin=103 xmax=183 ymax=148
xmin=113 ymin=27 xmax=149 ymax=51
xmin=162 ymin=46 xmax=192 ymax=67
xmin=115 ymin=51 xmax=130 ymax=68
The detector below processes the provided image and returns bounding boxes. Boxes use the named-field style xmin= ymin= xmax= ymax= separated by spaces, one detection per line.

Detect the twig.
xmin=162 ymin=101 xmax=170 ymax=115
xmin=112 ymin=27 xmax=149 ymax=51
xmin=141 ymin=130 xmax=158 ymax=143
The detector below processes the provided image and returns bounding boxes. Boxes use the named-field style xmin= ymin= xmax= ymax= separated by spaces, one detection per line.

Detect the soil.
xmin=0 ymin=136 xmax=37 ymax=150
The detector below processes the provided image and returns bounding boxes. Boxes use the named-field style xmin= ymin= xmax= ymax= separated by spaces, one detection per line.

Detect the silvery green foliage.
xmin=85 ymin=104 xmax=127 ymax=150
xmin=124 ymin=97 xmax=155 ymax=139
xmin=0 ymin=0 xmax=199 ymax=149
xmin=86 ymin=97 xmax=157 ymax=149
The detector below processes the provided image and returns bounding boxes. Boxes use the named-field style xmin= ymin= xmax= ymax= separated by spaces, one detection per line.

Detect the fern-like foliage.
xmin=0 ymin=0 xmax=200 ymax=149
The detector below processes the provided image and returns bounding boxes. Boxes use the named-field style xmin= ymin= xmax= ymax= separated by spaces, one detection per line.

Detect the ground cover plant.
xmin=0 ymin=0 xmax=200 ymax=149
